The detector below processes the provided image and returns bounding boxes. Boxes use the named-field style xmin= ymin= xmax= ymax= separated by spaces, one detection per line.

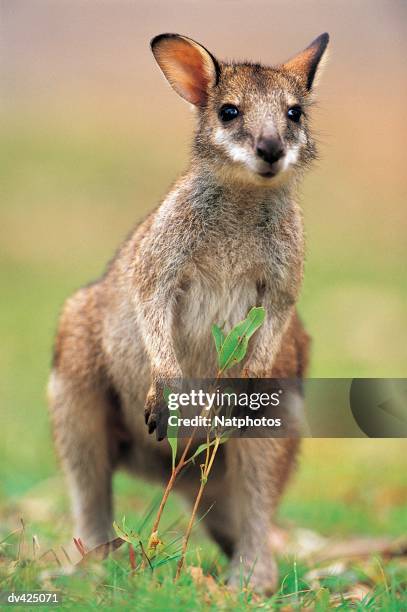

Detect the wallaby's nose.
xmin=256 ymin=136 xmax=285 ymax=165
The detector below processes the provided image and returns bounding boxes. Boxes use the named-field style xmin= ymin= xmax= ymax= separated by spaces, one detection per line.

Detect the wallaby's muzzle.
xmin=256 ymin=135 xmax=285 ymax=166
xmin=255 ymin=134 xmax=286 ymax=177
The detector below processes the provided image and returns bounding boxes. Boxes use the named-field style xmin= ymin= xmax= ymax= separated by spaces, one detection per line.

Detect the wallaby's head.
xmin=151 ymin=32 xmax=329 ymax=186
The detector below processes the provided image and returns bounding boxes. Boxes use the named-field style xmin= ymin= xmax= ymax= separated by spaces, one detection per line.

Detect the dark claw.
xmin=144 ymin=390 xmax=169 ymax=439
xmin=156 ymin=409 xmax=169 ymax=442
xmin=148 ymin=415 xmax=157 ymax=434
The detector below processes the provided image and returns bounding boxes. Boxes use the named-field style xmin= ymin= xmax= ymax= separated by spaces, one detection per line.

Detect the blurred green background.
xmin=1 ymin=0 xmax=406 ymax=548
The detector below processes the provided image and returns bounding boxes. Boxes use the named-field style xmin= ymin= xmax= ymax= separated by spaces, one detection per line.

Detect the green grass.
xmin=1 ymin=482 xmax=406 ymax=610
xmin=0 ymin=119 xmax=406 ymax=609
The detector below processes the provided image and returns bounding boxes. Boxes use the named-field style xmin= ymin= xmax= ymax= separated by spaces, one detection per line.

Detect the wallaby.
xmin=48 ymin=32 xmax=329 ymax=592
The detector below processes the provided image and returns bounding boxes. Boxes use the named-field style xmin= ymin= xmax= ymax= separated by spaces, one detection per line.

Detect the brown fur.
xmin=48 ymin=32 xmax=328 ymax=593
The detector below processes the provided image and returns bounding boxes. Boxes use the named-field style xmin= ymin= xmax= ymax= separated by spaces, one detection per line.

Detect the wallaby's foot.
xmin=228 ymin=548 xmax=278 ymax=595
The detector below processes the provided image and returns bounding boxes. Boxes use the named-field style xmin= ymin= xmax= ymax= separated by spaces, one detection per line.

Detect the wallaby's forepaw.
xmin=144 ymin=384 xmax=169 ymax=441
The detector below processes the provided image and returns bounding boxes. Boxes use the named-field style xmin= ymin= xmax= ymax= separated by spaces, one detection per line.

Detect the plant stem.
xmin=148 ymin=370 xmax=223 ymax=545
xmin=175 ymin=436 xmax=221 ymax=580
xmin=149 ymin=427 xmax=197 ymax=542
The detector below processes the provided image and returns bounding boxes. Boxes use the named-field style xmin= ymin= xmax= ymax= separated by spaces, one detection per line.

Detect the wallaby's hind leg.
xmin=194 ymin=469 xmax=237 ymax=559
xmin=48 ymin=372 xmax=113 ymax=550
xmin=202 ymin=499 xmax=236 ymax=558
xmin=179 ymin=437 xmax=297 ymax=592
xmin=225 ymin=438 xmax=299 ymax=593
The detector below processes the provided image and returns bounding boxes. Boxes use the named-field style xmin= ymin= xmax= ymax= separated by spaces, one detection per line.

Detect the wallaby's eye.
xmin=287 ymin=106 xmax=302 ymax=123
xmin=219 ymin=104 xmax=240 ymax=122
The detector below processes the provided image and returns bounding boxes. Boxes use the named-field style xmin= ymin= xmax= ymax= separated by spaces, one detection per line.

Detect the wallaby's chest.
xmin=174 ymin=208 xmax=292 ymax=339
xmin=174 ymin=271 xmax=258 ymax=376
xmin=180 ymin=271 xmax=258 ymax=330
xmin=179 ymin=219 xmax=265 ymax=323
xmin=163 ymin=195 xmax=301 ymax=374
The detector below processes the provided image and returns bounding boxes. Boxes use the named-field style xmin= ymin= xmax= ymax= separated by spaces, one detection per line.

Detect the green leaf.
xmin=212 ymin=324 xmax=226 ymax=355
xmin=187 ymin=436 xmax=229 ymax=464
xmin=188 ymin=442 xmax=212 ymax=464
xmin=150 ymin=552 xmax=182 ymax=569
xmin=168 ymin=419 xmax=179 ymax=470
xmin=113 ymin=520 xmax=137 ymax=544
xmin=218 ymin=307 xmax=266 ymax=371
xmin=164 ymin=387 xmax=178 ymax=469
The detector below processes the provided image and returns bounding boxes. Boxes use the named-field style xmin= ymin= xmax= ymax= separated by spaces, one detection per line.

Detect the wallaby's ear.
xmin=283 ymin=33 xmax=329 ymax=91
xmin=151 ymin=33 xmax=220 ymax=107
